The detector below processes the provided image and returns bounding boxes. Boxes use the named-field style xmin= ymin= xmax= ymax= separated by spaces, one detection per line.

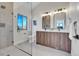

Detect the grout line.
xmin=15 ymin=46 xmax=32 ymax=56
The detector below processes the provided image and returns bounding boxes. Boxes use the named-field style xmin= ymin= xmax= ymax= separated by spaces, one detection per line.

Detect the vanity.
xmin=36 ymin=9 xmax=71 ymax=53
xmin=36 ymin=30 xmax=71 ymax=53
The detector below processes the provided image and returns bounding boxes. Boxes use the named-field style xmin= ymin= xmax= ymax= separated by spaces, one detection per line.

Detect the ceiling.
xmin=13 ymin=2 xmax=40 ymax=10
xmin=32 ymin=2 xmax=40 ymax=10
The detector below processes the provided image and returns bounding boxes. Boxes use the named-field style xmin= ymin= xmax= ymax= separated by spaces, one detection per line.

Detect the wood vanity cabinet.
xmin=36 ymin=31 xmax=71 ymax=53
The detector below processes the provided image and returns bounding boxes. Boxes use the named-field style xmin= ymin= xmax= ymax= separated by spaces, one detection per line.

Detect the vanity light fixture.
xmin=41 ymin=8 xmax=67 ymax=16
xmin=53 ymin=8 xmax=67 ymax=14
xmin=58 ymin=8 xmax=62 ymax=12
xmin=41 ymin=12 xmax=51 ymax=17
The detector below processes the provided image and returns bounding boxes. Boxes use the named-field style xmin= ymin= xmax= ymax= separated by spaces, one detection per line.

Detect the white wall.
xmin=69 ymin=2 xmax=79 ymax=56
xmin=13 ymin=2 xmax=32 ymax=45
xmin=0 ymin=2 xmax=13 ymax=48
xmin=32 ymin=2 xmax=70 ymax=43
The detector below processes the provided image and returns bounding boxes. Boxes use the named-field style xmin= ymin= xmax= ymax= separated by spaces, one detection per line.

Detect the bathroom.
xmin=0 ymin=2 xmax=79 ymax=56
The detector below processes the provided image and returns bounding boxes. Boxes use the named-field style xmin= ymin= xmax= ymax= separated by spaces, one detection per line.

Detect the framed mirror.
xmin=53 ymin=12 xmax=66 ymax=30
xmin=42 ymin=15 xmax=50 ymax=30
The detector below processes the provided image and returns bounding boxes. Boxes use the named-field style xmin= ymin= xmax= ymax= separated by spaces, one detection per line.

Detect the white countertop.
xmin=37 ymin=29 xmax=69 ymax=33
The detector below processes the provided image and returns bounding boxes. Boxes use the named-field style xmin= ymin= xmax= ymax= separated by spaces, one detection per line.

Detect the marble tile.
xmin=16 ymin=41 xmax=32 ymax=55
xmin=16 ymin=41 xmax=71 ymax=56
xmin=0 ymin=41 xmax=71 ymax=56
xmin=0 ymin=46 xmax=30 ymax=56
xmin=32 ymin=44 xmax=71 ymax=56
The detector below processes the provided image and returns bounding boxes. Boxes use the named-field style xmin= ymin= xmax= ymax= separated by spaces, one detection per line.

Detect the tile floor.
xmin=16 ymin=41 xmax=71 ymax=56
xmin=32 ymin=44 xmax=71 ymax=56
xmin=0 ymin=41 xmax=71 ymax=56
xmin=0 ymin=46 xmax=29 ymax=56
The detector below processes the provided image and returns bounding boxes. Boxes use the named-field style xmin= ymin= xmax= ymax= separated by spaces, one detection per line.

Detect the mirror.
xmin=42 ymin=15 xmax=50 ymax=30
xmin=53 ymin=12 xmax=66 ymax=30
xmin=42 ymin=12 xmax=66 ymax=31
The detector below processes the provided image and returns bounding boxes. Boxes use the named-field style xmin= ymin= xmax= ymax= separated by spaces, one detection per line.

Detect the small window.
xmin=17 ymin=14 xmax=27 ymax=30
xmin=23 ymin=16 xmax=27 ymax=30
xmin=17 ymin=15 xmax=23 ymax=30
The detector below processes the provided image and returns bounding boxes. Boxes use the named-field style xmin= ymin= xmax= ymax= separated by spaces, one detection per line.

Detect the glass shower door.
xmin=14 ymin=2 xmax=32 ymax=56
